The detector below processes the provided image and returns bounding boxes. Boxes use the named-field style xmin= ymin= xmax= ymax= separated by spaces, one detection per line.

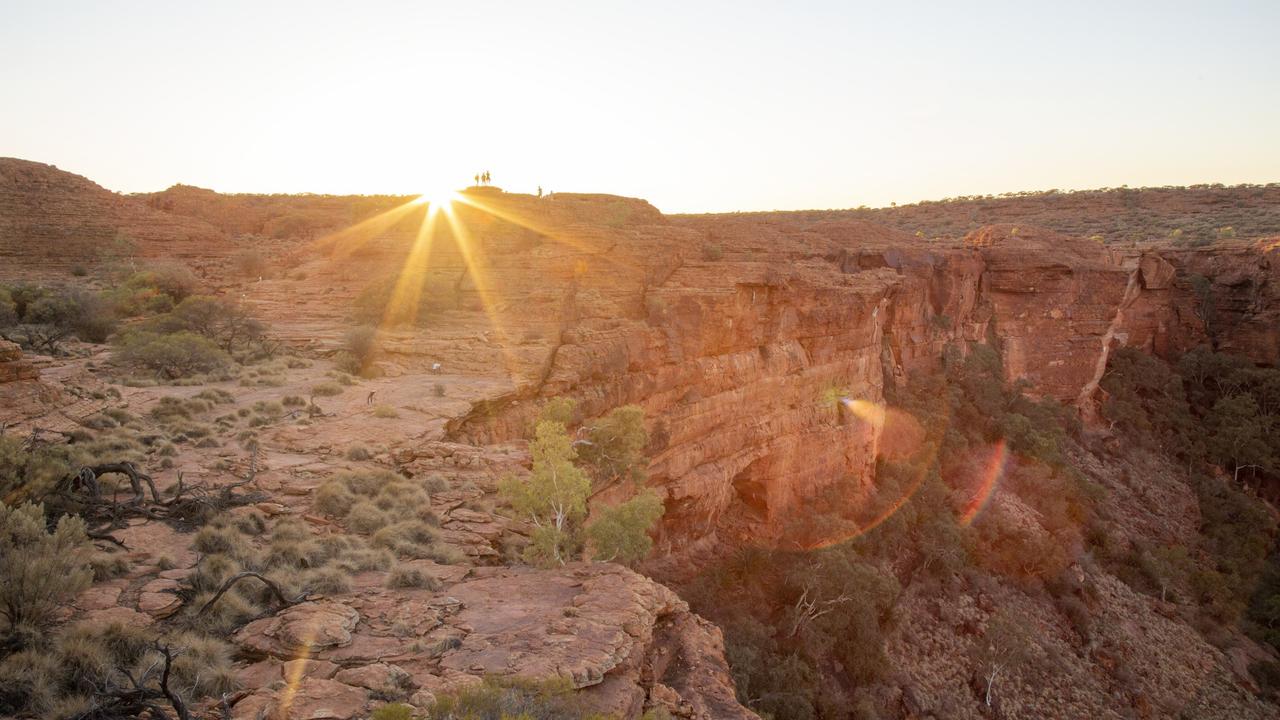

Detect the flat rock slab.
xmin=438 ymin=563 xmax=683 ymax=688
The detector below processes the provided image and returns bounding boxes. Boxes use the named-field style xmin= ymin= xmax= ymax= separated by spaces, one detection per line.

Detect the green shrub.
xmin=104 ymin=265 xmax=198 ymax=316
xmin=114 ymin=330 xmax=231 ymax=379
xmin=0 ymin=435 xmax=76 ymax=503
xmin=0 ymin=284 xmax=118 ymax=350
xmin=586 ymin=489 xmax=664 ymax=564
xmin=349 ymin=502 xmax=392 ymax=533
xmin=577 ymin=405 xmax=649 ymax=484
xmin=537 ymin=397 xmax=579 ymax=428
xmin=305 ymin=567 xmax=353 ymax=595
xmin=142 ymin=296 xmax=265 ymax=354
xmin=0 ymin=503 xmax=94 ymax=638
xmin=344 ymin=325 xmax=379 ymax=367
xmin=0 ymin=621 xmax=236 ymax=718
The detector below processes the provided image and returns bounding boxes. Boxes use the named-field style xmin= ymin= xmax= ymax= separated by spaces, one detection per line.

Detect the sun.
xmin=413 ymin=183 xmax=459 ymax=214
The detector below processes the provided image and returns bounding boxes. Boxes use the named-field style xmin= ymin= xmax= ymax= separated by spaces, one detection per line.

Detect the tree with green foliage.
xmin=1100 ymin=347 xmax=1199 ymax=456
xmin=500 ymin=420 xmax=591 ymax=566
xmin=502 ymin=406 xmax=663 ymax=567
xmin=537 ymin=396 xmax=579 ymax=428
xmin=1142 ymin=544 xmax=1191 ymax=602
xmin=578 ymin=404 xmax=649 ymax=485
xmin=103 ymin=265 xmax=199 ymax=317
xmin=0 ymin=435 xmax=76 ymax=504
xmin=973 ymin=608 xmax=1034 ymax=708
xmin=144 ymin=295 xmax=266 ymax=354
xmin=0 ymin=284 xmax=117 ymax=351
xmin=585 ymin=489 xmax=664 ymax=564
xmin=113 ymin=330 xmax=232 ymax=379
xmin=1206 ymin=393 xmax=1274 ymax=482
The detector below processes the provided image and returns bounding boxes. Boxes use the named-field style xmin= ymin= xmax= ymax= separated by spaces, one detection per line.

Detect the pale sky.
xmin=2 ymin=1 xmax=1277 ymax=213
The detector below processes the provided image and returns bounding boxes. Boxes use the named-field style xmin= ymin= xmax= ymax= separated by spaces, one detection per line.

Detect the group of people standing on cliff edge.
xmin=472 ymin=171 xmax=550 ymax=198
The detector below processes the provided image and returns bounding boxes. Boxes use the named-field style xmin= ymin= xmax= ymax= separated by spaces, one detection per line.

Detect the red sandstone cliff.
xmin=4 ymin=161 xmax=1280 ymax=718
xmin=0 ymin=158 xmax=227 ymax=277
xmin=7 ymin=160 xmax=1274 ymax=553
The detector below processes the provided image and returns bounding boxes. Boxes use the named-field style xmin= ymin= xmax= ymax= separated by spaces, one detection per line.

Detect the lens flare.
xmin=960 ymin=439 xmax=1009 ymax=526
xmin=791 ymin=399 xmax=934 ymax=551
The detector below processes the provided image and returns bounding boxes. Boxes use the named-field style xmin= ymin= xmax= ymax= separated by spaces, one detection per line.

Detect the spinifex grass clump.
xmin=312 ymin=470 xmax=460 ymax=563
xmin=179 ymin=513 xmax=391 ymax=635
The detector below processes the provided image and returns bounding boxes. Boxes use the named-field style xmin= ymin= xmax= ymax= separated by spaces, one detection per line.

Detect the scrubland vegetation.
xmin=1099 ymin=347 xmax=1280 ymax=681
xmin=0 ymin=263 xmax=275 ymax=385
xmin=686 ymin=342 xmax=1280 ymax=718
xmin=705 ymin=184 xmax=1280 ymax=245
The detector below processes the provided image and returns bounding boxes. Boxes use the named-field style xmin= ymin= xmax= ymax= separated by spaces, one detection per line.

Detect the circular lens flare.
xmin=960 ymin=440 xmax=1009 ymax=526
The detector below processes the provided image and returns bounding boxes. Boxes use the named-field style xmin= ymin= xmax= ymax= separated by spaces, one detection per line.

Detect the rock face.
xmin=139 ymin=184 xmax=414 ymax=240
xmin=5 ymin=161 xmax=1277 ymax=556
xmin=414 ymin=203 xmax=1266 ymax=554
xmin=0 ymin=340 xmax=37 ymax=383
xmin=6 ymin=163 xmax=1280 ymax=718
xmin=0 ymin=158 xmax=226 ymax=277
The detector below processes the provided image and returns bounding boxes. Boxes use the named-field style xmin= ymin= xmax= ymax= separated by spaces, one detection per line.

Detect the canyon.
xmin=3 ymin=157 xmax=1280 ymax=719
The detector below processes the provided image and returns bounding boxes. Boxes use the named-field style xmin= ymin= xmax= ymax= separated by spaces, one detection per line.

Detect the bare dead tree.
xmin=787 ymin=585 xmax=853 ymax=638
xmin=47 ymin=461 xmax=265 ymax=543
xmin=72 ymin=642 xmax=192 ymax=720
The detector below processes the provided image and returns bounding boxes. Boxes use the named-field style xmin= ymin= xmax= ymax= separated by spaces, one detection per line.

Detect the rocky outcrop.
xmin=0 ymin=340 xmax=37 ymax=383
xmin=0 ymin=158 xmax=227 ymax=278
xmin=8 ymin=159 xmax=1275 ymax=555
xmin=138 ymin=184 xmax=414 ymax=240
xmin=196 ymin=189 xmax=1272 ymax=556
xmin=231 ymin=563 xmax=758 ymax=720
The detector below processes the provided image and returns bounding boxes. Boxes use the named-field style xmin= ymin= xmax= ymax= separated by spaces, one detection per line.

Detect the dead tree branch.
xmin=197 ymin=571 xmax=307 ymax=617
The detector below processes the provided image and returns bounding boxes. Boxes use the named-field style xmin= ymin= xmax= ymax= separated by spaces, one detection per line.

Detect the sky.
xmin=1 ymin=1 xmax=1277 ymax=213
